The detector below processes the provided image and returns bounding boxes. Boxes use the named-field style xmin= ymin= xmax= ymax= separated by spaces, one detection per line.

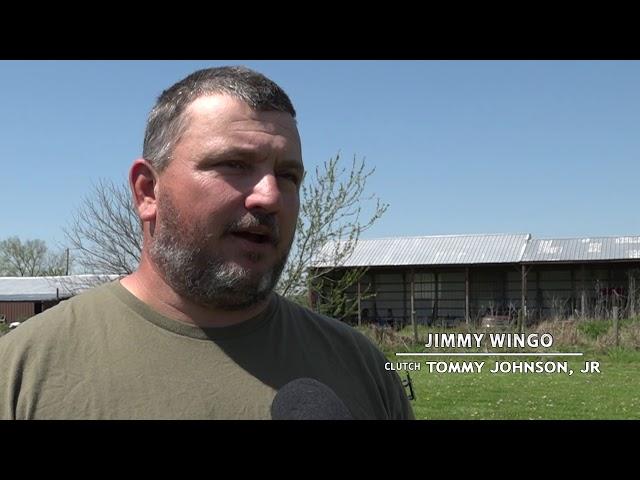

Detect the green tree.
xmin=0 ymin=236 xmax=67 ymax=276
xmin=276 ymin=153 xmax=387 ymax=320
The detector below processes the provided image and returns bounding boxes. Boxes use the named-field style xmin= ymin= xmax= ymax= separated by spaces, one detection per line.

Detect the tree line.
xmin=0 ymin=237 xmax=68 ymax=277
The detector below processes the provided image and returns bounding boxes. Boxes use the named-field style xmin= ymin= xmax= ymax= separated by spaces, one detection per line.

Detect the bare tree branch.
xmin=63 ymin=179 xmax=142 ymax=275
xmin=64 ymin=153 xmax=387 ymax=322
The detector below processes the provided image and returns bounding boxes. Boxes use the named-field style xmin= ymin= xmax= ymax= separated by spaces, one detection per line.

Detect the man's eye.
xmin=220 ymin=161 xmax=247 ymax=169
xmin=278 ymin=172 xmax=300 ymax=185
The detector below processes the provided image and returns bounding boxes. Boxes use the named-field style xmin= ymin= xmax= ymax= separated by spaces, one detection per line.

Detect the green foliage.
xmin=606 ymin=346 xmax=640 ymax=363
xmin=285 ymin=291 xmax=310 ymax=308
xmin=0 ymin=236 xmax=67 ymax=276
xmin=278 ymin=153 xmax=387 ymax=317
xmin=578 ymin=320 xmax=611 ymax=340
xmin=311 ymin=267 xmax=374 ymax=321
xmin=401 ymin=355 xmax=640 ymax=419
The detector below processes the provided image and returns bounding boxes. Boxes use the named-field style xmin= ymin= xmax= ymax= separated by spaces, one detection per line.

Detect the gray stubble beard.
xmin=149 ymin=193 xmax=291 ymax=311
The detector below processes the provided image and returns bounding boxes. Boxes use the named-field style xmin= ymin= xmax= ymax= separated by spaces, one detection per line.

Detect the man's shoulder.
xmin=0 ymin=280 xmax=121 ymax=347
xmin=275 ymin=295 xmax=382 ymax=353
xmin=277 ymin=295 xmax=352 ymax=330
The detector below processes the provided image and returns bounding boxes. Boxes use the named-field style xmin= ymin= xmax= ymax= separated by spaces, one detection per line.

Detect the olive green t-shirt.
xmin=0 ymin=281 xmax=414 ymax=419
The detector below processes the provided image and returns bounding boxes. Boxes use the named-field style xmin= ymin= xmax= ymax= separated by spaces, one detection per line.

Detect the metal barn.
xmin=312 ymin=234 xmax=640 ymax=327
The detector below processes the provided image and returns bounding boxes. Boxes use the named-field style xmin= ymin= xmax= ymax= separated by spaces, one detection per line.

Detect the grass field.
xmin=392 ymin=353 xmax=640 ymax=419
xmin=367 ymin=319 xmax=640 ymax=419
xmin=3 ymin=315 xmax=638 ymax=418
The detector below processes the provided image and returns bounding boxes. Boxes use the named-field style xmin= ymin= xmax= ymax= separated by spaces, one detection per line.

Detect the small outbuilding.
xmin=0 ymin=274 xmax=120 ymax=324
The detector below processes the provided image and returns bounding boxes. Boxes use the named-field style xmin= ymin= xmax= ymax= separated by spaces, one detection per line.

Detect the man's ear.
xmin=129 ymin=158 xmax=158 ymax=222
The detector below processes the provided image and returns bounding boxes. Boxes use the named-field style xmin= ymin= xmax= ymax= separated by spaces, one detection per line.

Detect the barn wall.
xmin=324 ymin=261 xmax=640 ymax=325
xmin=0 ymin=302 xmax=35 ymax=323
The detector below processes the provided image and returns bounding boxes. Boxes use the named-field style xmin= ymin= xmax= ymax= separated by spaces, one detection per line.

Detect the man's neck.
xmin=120 ymin=261 xmax=271 ymax=328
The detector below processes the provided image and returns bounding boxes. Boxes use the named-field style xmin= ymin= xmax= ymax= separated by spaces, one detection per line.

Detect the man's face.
xmin=148 ymin=94 xmax=303 ymax=310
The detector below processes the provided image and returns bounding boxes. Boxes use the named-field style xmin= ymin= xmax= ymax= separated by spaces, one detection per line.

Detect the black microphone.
xmin=271 ymin=378 xmax=353 ymax=420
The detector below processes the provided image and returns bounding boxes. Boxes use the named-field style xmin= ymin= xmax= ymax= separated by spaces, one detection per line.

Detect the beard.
xmin=148 ymin=192 xmax=291 ymax=311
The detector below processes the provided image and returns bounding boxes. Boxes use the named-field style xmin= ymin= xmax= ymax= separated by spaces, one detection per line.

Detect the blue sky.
xmin=1 ymin=60 xmax=638 ymax=253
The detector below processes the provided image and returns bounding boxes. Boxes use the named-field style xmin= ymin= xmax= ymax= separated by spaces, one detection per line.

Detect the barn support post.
xmin=581 ymin=264 xmax=586 ymax=319
xmin=403 ymin=271 xmax=407 ymax=329
xmin=570 ymin=268 xmax=575 ymax=318
xmin=371 ymin=272 xmax=378 ymax=323
xmin=465 ymin=267 xmax=470 ymax=325
xmin=357 ymin=280 xmax=361 ymax=327
xmin=520 ymin=265 xmax=527 ymax=333
xmin=433 ymin=272 xmax=439 ymax=326
xmin=628 ymin=269 xmax=636 ymax=318
xmin=411 ymin=268 xmax=417 ymax=343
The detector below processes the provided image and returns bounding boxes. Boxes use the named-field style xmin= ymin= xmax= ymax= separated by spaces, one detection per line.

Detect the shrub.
xmin=578 ymin=320 xmax=610 ymax=340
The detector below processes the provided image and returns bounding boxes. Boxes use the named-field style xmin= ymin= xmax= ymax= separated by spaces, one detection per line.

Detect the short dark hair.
xmin=143 ymin=66 xmax=297 ymax=172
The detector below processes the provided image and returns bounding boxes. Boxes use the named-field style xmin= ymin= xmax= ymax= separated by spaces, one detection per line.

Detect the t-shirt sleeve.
xmin=386 ymin=366 xmax=416 ymax=420
xmin=358 ymin=334 xmax=416 ymax=420
xmin=0 ymin=334 xmax=21 ymax=420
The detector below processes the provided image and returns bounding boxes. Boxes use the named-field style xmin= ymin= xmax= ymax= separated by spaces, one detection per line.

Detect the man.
xmin=0 ymin=66 xmax=414 ymax=420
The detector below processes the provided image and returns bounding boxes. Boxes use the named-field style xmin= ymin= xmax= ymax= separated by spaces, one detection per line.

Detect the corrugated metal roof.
xmin=522 ymin=236 xmax=640 ymax=262
xmin=313 ymin=234 xmax=532 ymax=267
xmin=0 ymin=275 xmax=121 ymax=301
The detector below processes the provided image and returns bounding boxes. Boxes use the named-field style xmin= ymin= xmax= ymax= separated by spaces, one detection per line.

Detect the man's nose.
xmin=244 ymin=173 xmax=282 ymax=213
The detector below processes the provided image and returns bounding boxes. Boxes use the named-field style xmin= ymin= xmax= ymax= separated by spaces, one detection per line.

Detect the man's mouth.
xmin=230 ymin=229 xmax=275 ymax=245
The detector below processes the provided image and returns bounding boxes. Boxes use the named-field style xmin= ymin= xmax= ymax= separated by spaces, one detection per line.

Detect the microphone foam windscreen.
xmin=271 ymin=378 xmax=353 ymax=420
